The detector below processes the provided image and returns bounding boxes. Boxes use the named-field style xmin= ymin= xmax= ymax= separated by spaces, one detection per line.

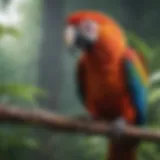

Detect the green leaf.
xmin=4 ymin=26 xmax=21 ymax=37
xmin=149 ymin=88 xmax=160 ymax=104
xmin=0 ymin=24 xmax=21 ymax=38
xmin=127 ymin=31 xmax=153 ymax=61
xmin=0 ymin=24 xmax=5 ymax=38
xmin=149 ymin=71 xmax=160 ymax=85
xmin=22 ymin=138 xmax=39 ymax=149
xmin=0 ymin=84 xmax=47 ymax=103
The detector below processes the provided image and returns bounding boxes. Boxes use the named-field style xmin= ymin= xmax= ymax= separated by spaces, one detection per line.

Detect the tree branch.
xmin=0 ymin=105 xmax=159 ymax=142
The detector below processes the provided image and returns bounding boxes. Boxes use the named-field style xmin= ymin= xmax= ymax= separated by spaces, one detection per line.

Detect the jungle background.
xmin=0 ymin=0 xmax=160 ymax=160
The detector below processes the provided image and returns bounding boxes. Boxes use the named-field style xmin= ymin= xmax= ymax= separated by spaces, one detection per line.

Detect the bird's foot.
xmin=109 ymin=117 xmax=127 ymax=143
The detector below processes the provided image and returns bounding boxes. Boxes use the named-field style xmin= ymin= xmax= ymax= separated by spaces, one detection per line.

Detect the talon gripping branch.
xmin=64 ymin=10 xmax=148 ymax=160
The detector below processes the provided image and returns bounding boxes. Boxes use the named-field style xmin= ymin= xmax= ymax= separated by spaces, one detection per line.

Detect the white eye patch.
xmin=64 ymin=25 xmax=77 ymax=46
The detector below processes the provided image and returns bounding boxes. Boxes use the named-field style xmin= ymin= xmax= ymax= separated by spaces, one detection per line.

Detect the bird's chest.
xmin=86 ymin=62 xmax=124 ymax=99
xmin=85 ymin=59 xmax=125 ymax=119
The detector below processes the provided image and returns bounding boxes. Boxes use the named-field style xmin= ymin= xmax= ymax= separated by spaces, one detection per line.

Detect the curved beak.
xmin=64 ymin=25 xmax=76 ymax=47
xmin=64 ymin=24 xmax=97 ymax=51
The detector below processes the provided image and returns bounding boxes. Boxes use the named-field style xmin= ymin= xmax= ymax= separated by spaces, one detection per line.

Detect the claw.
xmin=109 ymin=117 xmax=127 ymax=142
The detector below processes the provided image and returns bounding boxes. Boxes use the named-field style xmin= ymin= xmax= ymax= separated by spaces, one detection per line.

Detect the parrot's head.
xmin=64 ymin=10 xmax=127 ymax=55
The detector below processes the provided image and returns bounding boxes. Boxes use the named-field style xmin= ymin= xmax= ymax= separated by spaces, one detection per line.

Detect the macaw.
xmin=64 ymin=10 xmax=148 ymax=160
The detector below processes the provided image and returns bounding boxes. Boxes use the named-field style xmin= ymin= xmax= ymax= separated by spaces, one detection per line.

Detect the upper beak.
xmin=64 ymin=25 xmax=76 ymax=47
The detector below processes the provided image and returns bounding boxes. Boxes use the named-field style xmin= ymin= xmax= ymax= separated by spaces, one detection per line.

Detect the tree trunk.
xmin=36 ymin=0 xmax=64 ymax=159
xmin=39 ymin=0 xmax=64 ymax=110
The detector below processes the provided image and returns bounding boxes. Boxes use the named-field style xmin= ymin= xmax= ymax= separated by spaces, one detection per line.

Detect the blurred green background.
xmin=0 ymin=0 xmax=160 ymax=160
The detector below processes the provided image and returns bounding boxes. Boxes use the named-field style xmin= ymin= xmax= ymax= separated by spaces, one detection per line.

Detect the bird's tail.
xmin=107 ymin=140 xmax=139 ymax=160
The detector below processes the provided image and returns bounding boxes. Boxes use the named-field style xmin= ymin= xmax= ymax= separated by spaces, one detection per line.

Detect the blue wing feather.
xmin=124 ymin=59 xmax=147 ymax=125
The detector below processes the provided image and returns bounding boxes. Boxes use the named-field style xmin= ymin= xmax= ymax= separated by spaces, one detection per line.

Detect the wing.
xmin=75 ymin=55 xmax=86 ymax=105
xmin=123 ymin=48 xmax=148 ymax=125
xmin=137 ymin=52 xmax=149 ymax=75
xmin=129 ymin=47 xmax=149 ymax=75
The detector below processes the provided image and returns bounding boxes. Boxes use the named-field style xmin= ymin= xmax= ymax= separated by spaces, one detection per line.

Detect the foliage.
xmin=0 ymin=1 xmax=43 ymax=159
xmin=0 ymin=84 xmax=46 ymax=105
xmin=127 ymin=31 xmax=153 ymax=61
xmin=0 ymin=24 xmax=20 ymax=38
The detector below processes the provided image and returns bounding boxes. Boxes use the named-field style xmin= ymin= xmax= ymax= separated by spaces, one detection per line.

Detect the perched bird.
xmin=64 ymin=10 xmax=148 ymax=160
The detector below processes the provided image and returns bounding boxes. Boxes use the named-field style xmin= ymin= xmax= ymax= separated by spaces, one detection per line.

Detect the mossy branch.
xmin=0 ymin=105 xmax=159 ymax=142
